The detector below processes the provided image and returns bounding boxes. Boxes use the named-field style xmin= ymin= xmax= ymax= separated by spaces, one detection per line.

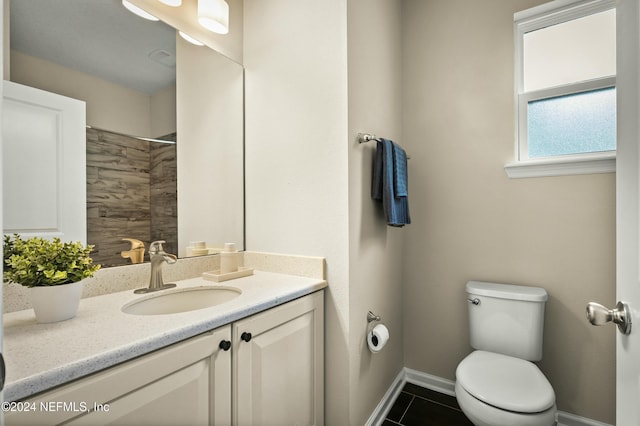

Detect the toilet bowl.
xmin=455 ymin=351 xmax=556 ymax=426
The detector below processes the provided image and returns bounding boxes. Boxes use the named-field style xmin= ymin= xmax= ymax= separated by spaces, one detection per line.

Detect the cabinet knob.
xmin=241 ymin=332 xmax=252 ymax=342
xmin=218 ymin=340 xmax=231 ymax=351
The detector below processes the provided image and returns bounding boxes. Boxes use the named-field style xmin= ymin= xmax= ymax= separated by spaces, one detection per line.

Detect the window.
xmin=505 ymin=0 xmax=616 ymax=178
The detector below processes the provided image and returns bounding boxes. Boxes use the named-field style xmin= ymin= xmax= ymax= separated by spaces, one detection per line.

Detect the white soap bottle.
xmin=220 ymin=243 xmax=239 ymax=274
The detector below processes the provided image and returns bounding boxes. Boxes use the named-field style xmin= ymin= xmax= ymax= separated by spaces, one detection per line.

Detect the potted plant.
xmin=3 ymin=234 xmax=101 ymax=323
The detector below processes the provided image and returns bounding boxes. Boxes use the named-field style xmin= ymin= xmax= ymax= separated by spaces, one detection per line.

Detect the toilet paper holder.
xmin=367 ymin=311 xmax=381 ymax=337
xmin=366 ymin=311 xmax=389 ymax=352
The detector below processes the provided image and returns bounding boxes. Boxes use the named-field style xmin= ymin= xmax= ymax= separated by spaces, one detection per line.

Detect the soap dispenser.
xmin=220 ymin=243 xmax=239 ymax=274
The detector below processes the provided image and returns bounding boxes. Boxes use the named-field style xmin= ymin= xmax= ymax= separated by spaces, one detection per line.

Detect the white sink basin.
xmin=122 ymin=286 xmax=242 ymax=315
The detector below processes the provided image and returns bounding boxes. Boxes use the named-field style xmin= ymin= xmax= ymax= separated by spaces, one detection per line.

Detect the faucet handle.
xmin=149 ymin=240 xmax=166 ymax=254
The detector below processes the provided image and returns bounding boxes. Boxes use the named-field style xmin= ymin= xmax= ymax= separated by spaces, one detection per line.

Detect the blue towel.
xmin=393 ymin=143 xmax=408 ymax=197
xmin=372 ymin=139 xmax=411 ymax=227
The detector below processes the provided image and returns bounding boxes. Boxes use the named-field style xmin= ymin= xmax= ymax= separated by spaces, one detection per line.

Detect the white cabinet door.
xmin=2 ymin=81 xmax=86 ymax=243
xmin=5 ymin=327 xmax=232 ymax=426
xmin=233 ymin=292 xmax=324 ymax=426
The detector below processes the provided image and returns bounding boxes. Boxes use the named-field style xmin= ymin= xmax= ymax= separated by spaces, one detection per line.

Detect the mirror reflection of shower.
xmin=86 ymin=127 xmax=177 ymax=267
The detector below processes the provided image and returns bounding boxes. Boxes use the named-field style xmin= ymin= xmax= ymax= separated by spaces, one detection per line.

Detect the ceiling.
xmin=10 ymin=0 xmax=177 ymax=95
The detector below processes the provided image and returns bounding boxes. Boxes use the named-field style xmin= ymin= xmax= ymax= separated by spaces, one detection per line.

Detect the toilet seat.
xmin=455 ymin=381 xmax=556 ymax=426
xmin=456 ymin=351 xmax=555 ymax=413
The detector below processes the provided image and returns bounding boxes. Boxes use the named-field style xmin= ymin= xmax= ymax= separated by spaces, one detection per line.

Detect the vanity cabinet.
xmin=5 ymin=291 xmax=324 ymax=426
xmin=5 ymin=326 xmax=232 ymax=426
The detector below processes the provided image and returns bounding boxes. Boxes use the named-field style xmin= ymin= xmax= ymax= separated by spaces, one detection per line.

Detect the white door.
xmin=591 ymin=0 xmax=640 ymax=424
xmin=2 ymin=81 xmax=86 ymax=243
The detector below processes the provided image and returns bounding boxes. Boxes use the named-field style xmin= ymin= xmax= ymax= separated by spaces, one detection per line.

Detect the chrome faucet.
xmin=134 ymin=240 xmax=177 ymax=294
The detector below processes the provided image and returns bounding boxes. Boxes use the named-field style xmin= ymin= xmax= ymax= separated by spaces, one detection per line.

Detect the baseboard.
xmin=556 ymin=412 xmax=613 ymax=426
xmin=365 ymin=367 xmax=613 ymax=426
xmin=404 ymin=367 xmax=456 ymax=397
xmin=364 ymin=369 xmax=405 ymax=426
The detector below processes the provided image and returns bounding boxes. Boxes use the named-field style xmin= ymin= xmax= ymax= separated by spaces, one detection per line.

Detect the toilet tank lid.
xmin=466 ymin=281 xmax=548 ymax=302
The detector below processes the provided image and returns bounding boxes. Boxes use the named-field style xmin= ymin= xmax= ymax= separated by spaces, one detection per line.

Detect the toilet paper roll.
xmin=367 ymin=324 xmax=389 ymax=353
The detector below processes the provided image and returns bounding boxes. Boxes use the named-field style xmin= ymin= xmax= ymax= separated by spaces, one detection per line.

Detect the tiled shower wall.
xmin=86 ymin=128 xmax=177 ymax=267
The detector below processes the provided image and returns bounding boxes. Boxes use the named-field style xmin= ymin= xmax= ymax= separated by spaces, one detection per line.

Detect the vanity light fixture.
xmin=197 ymin=0 xmax=229 ymax=35
xmin=179 ymin=31 xmax=205 ymax=46
xmin=122 ymin=0 xmax=159 ymax=21
xmin=158 ymin=0 xmax=182 ymax=6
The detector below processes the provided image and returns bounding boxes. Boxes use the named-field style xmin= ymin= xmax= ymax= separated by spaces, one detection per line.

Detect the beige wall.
xmin=151 ymin=85 xmax=177 ymax=138
xmin=9 ymin=50 xmax=173 ymax=138
xmin=243 ymin=0 xmax=351 ymax=423
xmin=176 ymin=35 xmax=244 ymax=256
xmin=347 ymin=0 xmax=405 ymax=424
xmin=245 ymin=0 xmax=405 ymax=424
xmin=401 ymin=0 xmax=616 ymax=423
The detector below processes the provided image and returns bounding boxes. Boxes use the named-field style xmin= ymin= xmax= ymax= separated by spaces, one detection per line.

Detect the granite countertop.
xmin=3 ymin=271 xmax=327 ymax=402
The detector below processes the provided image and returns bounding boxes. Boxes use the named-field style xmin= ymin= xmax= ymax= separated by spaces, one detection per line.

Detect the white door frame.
xmin=1 ymin=1 xmax=6 ymax=423
xmin=616 ymin=0 xmax=640 ymax=423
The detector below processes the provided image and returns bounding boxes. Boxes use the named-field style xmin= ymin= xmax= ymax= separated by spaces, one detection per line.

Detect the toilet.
xmin=455 ymin=281 xmax=556 ymax=426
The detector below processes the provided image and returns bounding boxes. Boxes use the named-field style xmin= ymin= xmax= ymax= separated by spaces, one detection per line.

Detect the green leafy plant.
xmin=3 ymin=234 xmax=101 ymax=287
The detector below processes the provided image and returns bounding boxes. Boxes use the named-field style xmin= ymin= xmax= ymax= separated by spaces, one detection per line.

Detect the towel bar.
xmin=358 ymin=133 xmax=411 ymax=159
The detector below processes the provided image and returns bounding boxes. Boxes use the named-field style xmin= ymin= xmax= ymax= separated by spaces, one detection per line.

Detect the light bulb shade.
xmin=179 ymin=31 xmax=205 ymax=46
xmin=198 ymin=0 xmax=229 ymax=34
xmin=158 ymin=0 xmax=182 ymax=6
xmin=122 ymin=0 xmax=159 ymax=21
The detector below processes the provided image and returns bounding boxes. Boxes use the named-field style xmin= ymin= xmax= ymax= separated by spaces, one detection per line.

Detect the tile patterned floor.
xmin=382 ymin=383 xmax=473 ymax=426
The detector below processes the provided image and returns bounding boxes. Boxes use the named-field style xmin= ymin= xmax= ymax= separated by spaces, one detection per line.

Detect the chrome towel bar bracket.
xmin=358 ymin=133 xmax=381 ymax=144
xmin=358 ymin=132 xmax=411 ymax=159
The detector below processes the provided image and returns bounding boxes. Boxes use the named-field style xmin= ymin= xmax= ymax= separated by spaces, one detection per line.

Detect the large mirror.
xmin=6 ymin=0 xmax=244 ymax=267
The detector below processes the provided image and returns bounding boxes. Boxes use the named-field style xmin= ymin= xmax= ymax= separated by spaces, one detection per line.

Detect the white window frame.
xmin=505 ymin=0 xmax=617 ymax=179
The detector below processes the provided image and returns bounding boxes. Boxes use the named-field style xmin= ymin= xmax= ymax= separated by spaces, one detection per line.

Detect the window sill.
xmin=504 ymin=153 xmax=616 ymax=178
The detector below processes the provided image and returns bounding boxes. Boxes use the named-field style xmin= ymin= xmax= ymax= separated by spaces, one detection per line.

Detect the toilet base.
xmin=455 ymin=382 xmax=556 ymax=426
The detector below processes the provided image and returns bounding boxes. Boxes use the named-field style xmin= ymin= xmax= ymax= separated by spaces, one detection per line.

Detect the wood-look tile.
xmin=86 ymin=128 xmax=177 ymax=267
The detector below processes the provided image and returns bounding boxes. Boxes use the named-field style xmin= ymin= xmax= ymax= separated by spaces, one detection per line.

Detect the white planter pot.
xmin=29 ymin=280 xmax=84 ymax=323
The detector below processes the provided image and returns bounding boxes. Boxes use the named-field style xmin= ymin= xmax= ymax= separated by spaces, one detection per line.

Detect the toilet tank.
xmin=466 ymin=281 xmax=548 ymax=361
